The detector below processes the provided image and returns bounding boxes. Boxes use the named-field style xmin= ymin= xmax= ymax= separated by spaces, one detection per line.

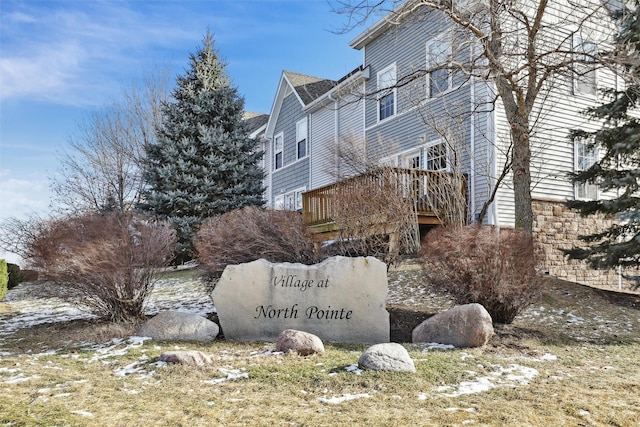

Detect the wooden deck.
xmin=302 ymin=168 xmax=465 ymax=244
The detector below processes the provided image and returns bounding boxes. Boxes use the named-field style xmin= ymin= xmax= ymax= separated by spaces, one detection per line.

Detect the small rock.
xmin=358 ymin=343 xmax=416 ymax=372
xmin=137 ymin=311 xmax=219 ymax=342
xmin=275 ymin=329 xmax=325 ymax=356
xmin=412 ymin=303 xmax=493 ymax=348
xmin=159 ymin=350 xmax=212 ymax=367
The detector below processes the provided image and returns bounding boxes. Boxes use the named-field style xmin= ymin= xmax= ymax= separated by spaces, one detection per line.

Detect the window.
xmin=573 ymin=36 xmax=597 ymax=96
xmin=377 ymin=64 xmax=396 ymax=121
xmin=296 ymin=118 xmax=308 ymax=159
xmin=274 ymin=133 xmax=283 ymax=170
xmin=425 ymin=142 xmax=447 ymax=171
xmin=400 ymin=151 xmax=421 ymax=169
xmin=274 ymin=195 xmax=285 ymax=210
xmin=427 ymin=37 xmax=452 ymax=97
xmin=575 ymin=139 xmax=598 ymax=199
xmin=275 ymin=187 xmax=306 ymax=211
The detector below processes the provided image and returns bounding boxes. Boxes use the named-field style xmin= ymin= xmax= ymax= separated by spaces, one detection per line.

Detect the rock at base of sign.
xmin=159 ymin=350 xmax=212 ymax=367
xmin=412 ymin=303 xmax=493 ymax=348
xmin=137 ymin=311 xmax=219 ymax=342
xmin=358 ymin=343 xmax=416 ymax=373
xmin=275 ymin=329 xmax=325 ymax=356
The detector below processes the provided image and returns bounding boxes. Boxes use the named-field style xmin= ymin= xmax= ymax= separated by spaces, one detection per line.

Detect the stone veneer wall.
xmin=532 ymin=199 xmax=627 ymax=289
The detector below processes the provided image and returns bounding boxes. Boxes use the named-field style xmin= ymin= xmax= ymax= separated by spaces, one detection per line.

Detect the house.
xmin=259 ymin=0 xmax=625 ymax=287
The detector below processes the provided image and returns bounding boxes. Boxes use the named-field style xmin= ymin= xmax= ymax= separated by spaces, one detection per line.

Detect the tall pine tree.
xmin=567 ymin=4 xmax=640 ymax=286
xmin=139 ymin=32 xmax=264 ymax=261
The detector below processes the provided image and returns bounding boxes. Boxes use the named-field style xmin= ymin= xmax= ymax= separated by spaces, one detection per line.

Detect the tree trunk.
xmin=510 ymin=119 xmax=534 ymax=233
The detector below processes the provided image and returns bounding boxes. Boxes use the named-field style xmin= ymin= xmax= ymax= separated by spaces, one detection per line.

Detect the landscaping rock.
xmin=275 ymin=329 xmax=325 ymax=355
xmin=358 ymin=343 xmax=416 ymax=372
xmin=159 ymin=350 xmax=212 ymax=367
xmin=137 ymin=310 xmax=219 ymax=342
xmin=212 ymin=256 xmax=390 ymax=343
xmin=412 ymin=303 xmax=493 ymax=347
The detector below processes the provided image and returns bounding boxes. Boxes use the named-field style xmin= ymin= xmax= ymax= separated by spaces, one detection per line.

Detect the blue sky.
xmin=0 ymin=0 xmax=371 ymax=262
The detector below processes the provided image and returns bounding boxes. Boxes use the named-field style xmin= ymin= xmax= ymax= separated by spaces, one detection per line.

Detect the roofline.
xmin=304 ymin=65 xmax=370 ymax=113
xmin=349 ymin=0 xmax=416 ymax=49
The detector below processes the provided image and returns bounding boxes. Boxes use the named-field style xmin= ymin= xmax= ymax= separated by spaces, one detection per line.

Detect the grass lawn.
xmin=0 ymin=266 xmax=639 ymax=426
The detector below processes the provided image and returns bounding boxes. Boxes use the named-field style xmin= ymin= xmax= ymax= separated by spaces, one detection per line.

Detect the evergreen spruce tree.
xmin=566 ymin=4 xmax=640 ymax=286
xmin=139 ymin=31 xmax=264 ymax=261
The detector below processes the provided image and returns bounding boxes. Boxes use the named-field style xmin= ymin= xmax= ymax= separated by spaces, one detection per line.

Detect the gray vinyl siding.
xmin=270 ymin=92 xmax=310 ymax=201
xmin=492 ymin=0 xmax=619 ymax=227
xmin=337 ymin=93 xmax=366 ymax=178
xmin=360 ymin=9 xmax=494 ymax=221
xmin=310 ymin=105 xmax=336 ymax=189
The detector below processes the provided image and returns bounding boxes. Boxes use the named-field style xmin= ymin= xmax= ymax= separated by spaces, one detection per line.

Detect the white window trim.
xmin=426 ymin=33 xmax=453 ymax=99
xmin=296 ymin=118 xmax=308 ymax=160
xmin=273 ymin=132 xmax=284 ymax=171
xmin=275 ymin=186 xmax=307 ymax=211
xmin=574 ymin=138 xmax=598 ymax=200
xmin=572 ymin=34 xmax=598 ymax=98
xmin=273 ymin=194 xmax=285 ymax=210
xmin=377 ymin=63 xmax=397 ymax=122
xmin=424 ymin=139 xmax=449 ymax=172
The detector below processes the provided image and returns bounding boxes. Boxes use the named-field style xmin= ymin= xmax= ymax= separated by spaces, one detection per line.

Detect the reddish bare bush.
xmin=196 ymin=206 xmax=320 ymax=291
xmin=22 ymin=212 xmax=176 ymax=322
xmin=328 ymin=166 xmax=420 ymax=266
xmin=420 ymin=225 xmax=540 ymax=324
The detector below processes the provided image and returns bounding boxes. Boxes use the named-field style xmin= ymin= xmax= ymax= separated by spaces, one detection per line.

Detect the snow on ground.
xmin=0 ymin=269 xmax=567 ymax=405
xmin=0 ymin=275 xmax=215 ymax=339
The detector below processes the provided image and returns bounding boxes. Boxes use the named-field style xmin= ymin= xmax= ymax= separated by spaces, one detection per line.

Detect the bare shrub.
xmin=20 ymin=212 xmax=176 ymax=322
xmin=420 ymin=225 xmax=540 ymax=324
xmin=327 ymin=166 xmax=420 ymax=266
xmin=196 ymin=206 xmax=320 ymax=291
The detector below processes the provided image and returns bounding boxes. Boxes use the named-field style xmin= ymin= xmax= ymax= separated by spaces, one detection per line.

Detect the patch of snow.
xmin=421 ymin=343 xmax=456 ymax=352
xmin=317 ymin=393 xmax=371 ymax=404
xmin=434 ymin=364 xmax=539 ymax=397
xmin=71 ymin=410 xmax=93 ymax=417
xmin=202 ymin=368 xmax=249 ymax=385
xmin=344 ymin=364 xmax=363 ymax=374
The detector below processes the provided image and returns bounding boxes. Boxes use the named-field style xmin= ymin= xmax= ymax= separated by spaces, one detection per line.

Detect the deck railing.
xmin=302 ymin=167 xmax=466 ymax=227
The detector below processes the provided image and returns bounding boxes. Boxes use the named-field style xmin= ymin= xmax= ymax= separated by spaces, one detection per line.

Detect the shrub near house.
xmin=0 ymin=259 xmax=8 ymax=301
xmin=420 ymin=225 xmax=540 ymax=324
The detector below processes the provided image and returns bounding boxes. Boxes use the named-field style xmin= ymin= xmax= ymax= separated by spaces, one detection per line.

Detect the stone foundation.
xmin=532 ymin=199 xmax=629 ymax=289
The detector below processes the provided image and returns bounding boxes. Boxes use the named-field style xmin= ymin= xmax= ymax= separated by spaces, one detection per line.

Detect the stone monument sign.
xmin=211 ymin=256 xmax=390 ymax=343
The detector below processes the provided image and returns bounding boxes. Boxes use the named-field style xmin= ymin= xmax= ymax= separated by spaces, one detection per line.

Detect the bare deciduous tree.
xmin=8 ymin=212 xmax=176 ymax=322
xmin=51 ymin=70 xmax=169 ymax=214
xmin=332 ymin=0 xmax=617 ymax=232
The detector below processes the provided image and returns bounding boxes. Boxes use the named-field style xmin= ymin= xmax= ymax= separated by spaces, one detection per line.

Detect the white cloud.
xmin=0 ymin=177 xmax=50 ymax=221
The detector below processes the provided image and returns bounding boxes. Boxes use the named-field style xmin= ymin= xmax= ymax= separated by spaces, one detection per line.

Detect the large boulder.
xmin=358 ymin=343 xmax=416 ymax=373
xmin=412 ymin=303 xmax=493 ymax=348
xmin=159 ymin=350 xmax=212 ymax=367
xmin=137 ymin=311 xmax=219 ymax=342
xmin=276 ymin=329 xmax=325 ymax=356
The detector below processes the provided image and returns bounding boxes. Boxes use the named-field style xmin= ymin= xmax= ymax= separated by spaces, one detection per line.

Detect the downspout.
xmin=266 ymin=137 xmax=273 ymax=208
xmin=329 ymin=92 xmax=339 ymax=179
xmin=489 ymin=81 xmax=500 ymax=227
xmin=308 ymin=114 xmax=313 ymax=189
xmin=469 ymin=72 xmax=476 ymax=222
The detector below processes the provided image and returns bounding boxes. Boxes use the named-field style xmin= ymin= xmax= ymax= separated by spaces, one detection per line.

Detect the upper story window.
xmin=377 ymin=64 xmax=396 ymax=121
xmin=573 ymin=35 xmax=597 ymax=96
xmin=427 ymin=36 xmax=452 ymax=98
xmin=296 ymin=118 xmax=308 ymax=160
xmin=575 ymin=138 xmax=598 ymax=199
xmin=274 ymin=133 xmax=283 ymax=170
xmin=425 ymin=141 xmax=447 ymax=171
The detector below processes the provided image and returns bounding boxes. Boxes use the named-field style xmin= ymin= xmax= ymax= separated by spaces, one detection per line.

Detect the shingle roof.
xmin=243 ymin=112 xmax=269 ymax=133
xmin=283 ymin=71 xmax=337 ymax=105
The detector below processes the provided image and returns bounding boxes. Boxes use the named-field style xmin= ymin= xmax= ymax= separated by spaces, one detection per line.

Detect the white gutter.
xmin=469 ymin=71 xmax=476 ymax=221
